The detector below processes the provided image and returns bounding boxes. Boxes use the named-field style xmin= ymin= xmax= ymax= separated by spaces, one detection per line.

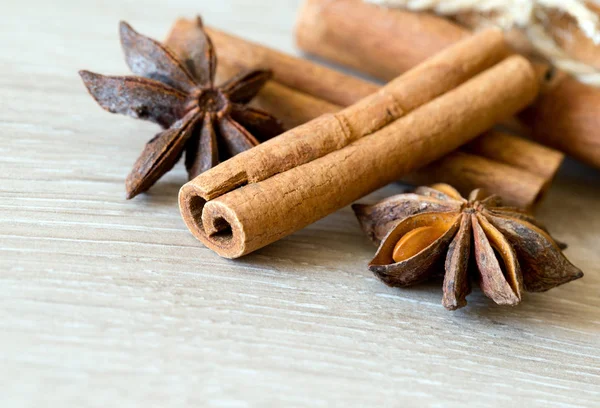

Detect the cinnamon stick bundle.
xmin=201 ymin=24 xmax=562 ymax=208
xmin=175 ymin=29 xmax=539 ymax=258
xmin=295 ymin=0 xmax=600 ymax=169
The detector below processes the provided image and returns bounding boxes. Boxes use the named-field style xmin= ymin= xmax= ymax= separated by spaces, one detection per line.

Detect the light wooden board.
xmin=1 ymin=0 xmax=599 ymax=406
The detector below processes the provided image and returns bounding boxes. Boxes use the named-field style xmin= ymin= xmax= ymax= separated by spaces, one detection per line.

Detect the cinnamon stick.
xmin=404 ymin=152 xmax=548 ymax=208
xmin=521 ymin=70 xmax=600 ymax=169
xmin=296 ymin=0 xmax=467 ymax=80
xmin=175 ymin=29 xmax=538 ymax=257
xmin=201 ymin=29 xmax=377 ymax=108
xmin=413 ymin=131 xmax=563 ymax=208
xmin=208 ymin=24 xmax=527 ymax=134
xmin=295 ymin=0 xmax=600 ymax=168
xmin=205 ymin=27 xmax=561 ymax=208
xmin=171 ymin=26 xmax=509 ymax=198
xmin=219 ymin=65 xmax=557 ymax=209
xmin=247 ymin=80 xmax=339 ymax=129
xmin=463 ymin=131 xmax=563 ymax=181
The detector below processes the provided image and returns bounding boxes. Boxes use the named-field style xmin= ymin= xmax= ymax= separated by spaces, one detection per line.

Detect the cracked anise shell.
xmin=352 ymin=184 xmax=583 ymax=310
xmin=79 ymin=18 xmax=283 ymax=199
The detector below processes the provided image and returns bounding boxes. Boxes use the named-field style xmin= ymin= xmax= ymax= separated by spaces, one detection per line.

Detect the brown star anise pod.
xmin=79 ymin=18 xmax=283 ymax=199
xmin=353 ymin=184 xmax=583 ymax=310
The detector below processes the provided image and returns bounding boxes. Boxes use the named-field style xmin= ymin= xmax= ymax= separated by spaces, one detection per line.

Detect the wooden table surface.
xmin=2 ymin=0 xmax=600 ymax=406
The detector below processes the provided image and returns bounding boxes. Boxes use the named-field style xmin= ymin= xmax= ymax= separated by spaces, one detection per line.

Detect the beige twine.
xmin=367 ymin=0 xmax=600 ymax=85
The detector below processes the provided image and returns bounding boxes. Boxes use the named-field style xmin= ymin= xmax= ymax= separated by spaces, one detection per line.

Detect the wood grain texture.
xmin=1 ymin=1 xmax=599 ymax=407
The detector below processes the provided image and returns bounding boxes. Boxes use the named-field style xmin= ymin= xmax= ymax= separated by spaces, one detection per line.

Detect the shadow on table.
xmin=131 ymin=179 xmax=186 ymax=207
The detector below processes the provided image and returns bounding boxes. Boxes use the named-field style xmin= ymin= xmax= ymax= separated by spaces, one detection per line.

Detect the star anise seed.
xmin=353 ymin=184 xmax=583 ymax=310
xmin=79 ymin=17 xmax=284 ymax=199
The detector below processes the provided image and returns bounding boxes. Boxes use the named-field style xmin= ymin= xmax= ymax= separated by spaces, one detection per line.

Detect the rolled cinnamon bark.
xmin=173 ymin=27 xmax=509 ymax=199
xmin=295 ymin=0 xmax=600 ymax=168
xmin=409 ymin=131 xmax=562 ymax=209
xmin=207 ymin=23 xmax=534 ymax=136
xmin=219 ymin=62 xmax=558 ymax=208
xmin=200 ymin=28 xmax=561 ymax=208
xmin=202 ymin=26 xmax=377 ymax=107
xmin=521 ymin=70 xmax=600 ymax=169
xmin=252 ymin=88 xmax=558 ymax=208
xmin=253 ymin=86 xmax=558 ymax=208
xmin=404 ymin=152 xmax=548 ymax=209
xmin=205 ymin=23 xmax=556 ymax=156
xmin=296 ymin=0 xmax=467 ymax=79
xmin=247 ymin=80 xmax=339 ymax=129
xmin=463 ymin=131 xmax=563 ymax=181
xmin=178 ymin=39 xmax=538 ymax=258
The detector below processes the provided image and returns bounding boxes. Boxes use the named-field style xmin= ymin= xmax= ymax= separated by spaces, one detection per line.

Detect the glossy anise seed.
xmin=392 ymin=226 xmax=445 ymax=263
xmin=79 ymin=17 xmax=284 ymax=199
xmin=352 ymin=184 xmax=583 ymax=310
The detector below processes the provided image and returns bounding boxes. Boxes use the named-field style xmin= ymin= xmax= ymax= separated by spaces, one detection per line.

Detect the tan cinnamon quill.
xmin=173 ymin=26 xmax=509 ymax=198
xmin=175 ymin=28 xmax=539 ymax=258
xmin=201 ymin=25 xmax=561 ymax=208
xmin=295 ymin=0 xmax=600 ymax=169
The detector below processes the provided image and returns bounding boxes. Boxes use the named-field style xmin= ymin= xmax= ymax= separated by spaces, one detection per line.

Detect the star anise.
xmin=79 ymin=18 xmax=283 ymax=199
xmin=353 ymin=184 xmax=583 ymax=310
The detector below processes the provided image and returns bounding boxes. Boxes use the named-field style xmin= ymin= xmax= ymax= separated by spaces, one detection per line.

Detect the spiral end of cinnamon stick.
xmin=179 ymin=183 xmax=247 ymax=259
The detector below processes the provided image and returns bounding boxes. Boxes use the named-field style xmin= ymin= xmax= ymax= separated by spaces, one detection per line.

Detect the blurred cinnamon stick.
xmin=201 ymin=24 xmax=562 ymax=208
xmin=295 ymin=0 xmax=600 ymax=169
